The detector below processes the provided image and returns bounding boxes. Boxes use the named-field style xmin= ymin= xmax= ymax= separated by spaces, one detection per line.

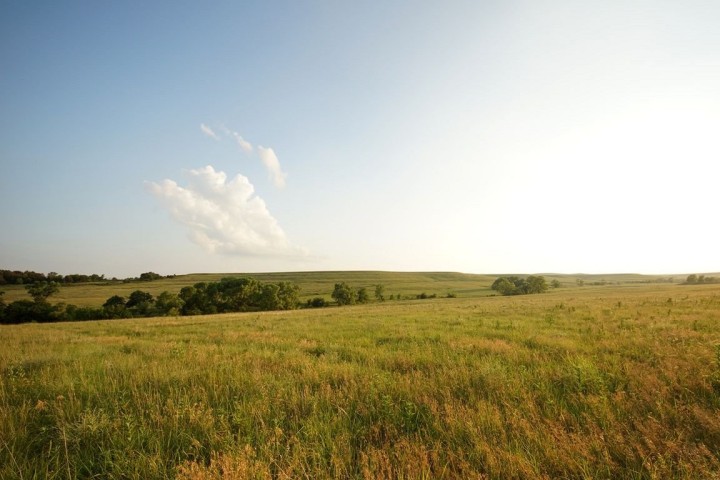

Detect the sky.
xmin=1 ymin=1 xmax=719 ymax=278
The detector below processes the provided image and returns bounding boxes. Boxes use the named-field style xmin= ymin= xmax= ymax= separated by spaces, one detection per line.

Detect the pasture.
xmin=1 ymin=281 xmax=719 ymax=479
xmin=0 ymin=271 xmax=680 ymax=307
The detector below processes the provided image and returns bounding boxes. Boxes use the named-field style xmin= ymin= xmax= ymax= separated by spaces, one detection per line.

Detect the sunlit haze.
xmin=1 ymin=1 xmax=718 ymax=277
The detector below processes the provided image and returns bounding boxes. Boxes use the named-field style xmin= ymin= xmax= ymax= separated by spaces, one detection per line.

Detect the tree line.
xmin=684 ymin=274 xmax=719 ymax=285
xmin=325 ymin=282 xmax=456 ymax=306
xmin=0 ymin=277 xmax=300 ymax=325
xmin=491 ymin=275 xmax=549 ymax=296
xmin=0 ymin=278 xmax=464 ymax=324
xmin=0 ymin=269 xmax=173 ymax=285
xmin=0 ymin=270 xmax=106 ymax=285
xmin=330 ymin=282 xmax=383 ymax=305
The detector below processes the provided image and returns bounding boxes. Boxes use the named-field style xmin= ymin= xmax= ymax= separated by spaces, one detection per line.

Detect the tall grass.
xmin=1 ymin=284 xmax=719 ymax=478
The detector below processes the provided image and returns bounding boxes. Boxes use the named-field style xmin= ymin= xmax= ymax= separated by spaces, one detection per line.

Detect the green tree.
xmin=47 ymin=272 xmax=63 ymax=282
xmin=686 ymin=274 xmax=698 ymax=284
xmin=217 ymin=277 xmax=262 ymax=312
xmin=139 ymin=272 xmax=162 ymax=281
xmin=2 ymin=299 xmax=57 ymax=324
xmin=0 ymin=291 xmax=6 ymax=322
xmin=277 ymin=282 xmax=300 ymax=310
xmin=179 ymin=286 xmax=197 ymax=302
xmin=525 ymin=275 xmax=548 ymax=294
xmin=374 ymin=284 xmax=385 ymax=302
xmin=126 ymin=290 xmax=154 ymax=315
xmin=179 ymin=283 xmax=216 ymax=315
xmin=551 ymin=279 xmax=561 ymax=289
xmin=65 ymin=305 xmax=104 ymax=321
xmin=258 ymin=283 xmax=281 ymax=310
xmin=25 ymin=281 xmax=60 ymax=303
xmin=103 ymin=295 xmax=128 ymax=319
xmin=332 ymin=282 xmax=356 ymax=306
xmin=491 ymin=275 xmax=548 ymax=296
xmin=357 ymin=287 xmax=370 ymax=304
xmin=155 ymin=291 xmax=183 ymax=316
xmin=491 ymin=277 xmax=517 ymax=295
xmin=126 ymin=290 xmax=153 ymax=307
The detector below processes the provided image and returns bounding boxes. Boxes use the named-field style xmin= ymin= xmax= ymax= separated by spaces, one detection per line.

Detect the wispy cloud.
xmin=257 ymin=146 xmax=288 ymax=189
xmin=210 ymin=124 xmax=287 ymax=189
xmin=219 ymin=125 xmax=254 ymax=153
xmin=231 ymin=132 xmax=254 ymax=153
xmin=200 ymin=123 xmax=219 ymax=140
xmin=147 ymin=165 xmax=304 ymax=257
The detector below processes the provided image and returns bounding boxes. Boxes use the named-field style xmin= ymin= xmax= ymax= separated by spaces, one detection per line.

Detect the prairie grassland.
xmin=1 ymin=271 xmax=503 ymax=307
xmin=0 ymin=271 xmax=681 ymax=306
xmin=1 ymin=284 xmax=719 ymax=479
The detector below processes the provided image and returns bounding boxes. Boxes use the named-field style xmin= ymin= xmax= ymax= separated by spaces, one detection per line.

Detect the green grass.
xmin=2 ymin=282 xmax=720 ymax=478
xmin=0 ymin=270 xmax=685 ymax=307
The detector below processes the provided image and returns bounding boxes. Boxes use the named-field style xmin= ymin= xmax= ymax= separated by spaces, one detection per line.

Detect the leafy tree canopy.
xmin=357 ymin=287 xmax=370 ymax=304
xmin=25 ymin=282 xmax=60 ymax=303
xmin=491 ymin=275 xmax=548 ymax=296
xmin=332 ymin=282 xmax=356 ymax=306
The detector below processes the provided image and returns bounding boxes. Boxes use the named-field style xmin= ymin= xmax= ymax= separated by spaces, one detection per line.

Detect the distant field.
xmin=2 ymin=282 xmax=719 ymax=479
xmin=0 ymin=270 xmax=685 ymax=307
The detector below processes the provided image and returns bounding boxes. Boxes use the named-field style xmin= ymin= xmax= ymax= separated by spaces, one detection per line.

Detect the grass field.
xmin=0 ymin=271 xmax=683 ymax=307
xmin=1 ymin=271 xmax=497 ymax=307
xmin=2 ymin=281 xmax=719 ymax=479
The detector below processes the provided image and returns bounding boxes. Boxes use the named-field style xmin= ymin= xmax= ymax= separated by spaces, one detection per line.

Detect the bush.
xmin=66 ymin=305 xmax=106 ymax=321
xmin=306 ymin=297 xmax=327 ymax=308
xmin=1 ymin=300 xmax=61 ymax=324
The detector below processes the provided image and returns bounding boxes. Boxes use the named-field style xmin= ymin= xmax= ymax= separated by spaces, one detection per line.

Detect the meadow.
xmin=1 ymin=279 xmax=719 ymax=479
xmin=0 ymin=271 xmax=682 ymax=307
xmin=0 ymin=271 xmax=505 ymax=307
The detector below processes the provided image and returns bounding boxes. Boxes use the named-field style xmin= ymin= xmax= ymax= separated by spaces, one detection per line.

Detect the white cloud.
xmin=257 ymin=146 xmax=287 ymax=189
xmin=219 ymin=125 xmax=254 ymax=153
xmin=206 ymin=123 xmax=288 ymax=189
xmin=147 ymin=165 xmax=304 ymax=257
xmin=200 ymin=123 xmax=219 ymax=140
xmin=231 ymin=132 xmax=254 ymax=153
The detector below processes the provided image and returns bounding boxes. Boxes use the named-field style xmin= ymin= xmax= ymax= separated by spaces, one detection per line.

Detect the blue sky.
xmin=2 ymin=1 xmax=719 ymax=277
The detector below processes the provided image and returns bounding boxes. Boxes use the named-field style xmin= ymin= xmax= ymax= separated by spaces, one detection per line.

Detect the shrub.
xmin=306 ymin=297 xmax=327 ymax=308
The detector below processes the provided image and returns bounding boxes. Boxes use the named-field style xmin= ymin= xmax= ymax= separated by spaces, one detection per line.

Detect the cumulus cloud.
xmin=147 ymin=165 xmax=304 ymax=257
xmin=200 ymin=123 xmax=219 ymax=140
xmin=257 ymin=146 xmax=288 ymax=189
